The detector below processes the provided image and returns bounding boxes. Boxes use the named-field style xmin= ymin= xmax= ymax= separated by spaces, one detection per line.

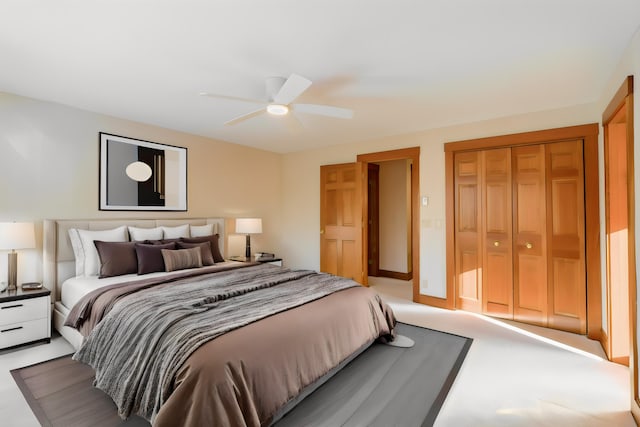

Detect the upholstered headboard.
xmin=43 ymin=218 xmax=226 ymax=301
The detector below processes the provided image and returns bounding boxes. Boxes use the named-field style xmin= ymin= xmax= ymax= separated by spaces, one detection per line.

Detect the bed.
xmin=43 ymin=218 xmax=397 ymax=426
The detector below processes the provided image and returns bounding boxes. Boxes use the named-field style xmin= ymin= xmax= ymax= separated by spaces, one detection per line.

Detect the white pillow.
xmin=161 ymin=224 xmax=190 ymax=239
xmin=128 ymin=226 xmax=163 ymax=241
xmin=190 ymin=224 xmax=214 ymax=237
xmin=70 ymin=226 xmax=128 ymax=276
xmin=68 ymin=228 xmax=85 ymax=277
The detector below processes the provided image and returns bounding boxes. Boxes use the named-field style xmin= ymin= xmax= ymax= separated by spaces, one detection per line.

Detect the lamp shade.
xmin=0 ymin=222 xmax=36 ymax=250
xmin=236 ymin=218 xmax=262 ymax=234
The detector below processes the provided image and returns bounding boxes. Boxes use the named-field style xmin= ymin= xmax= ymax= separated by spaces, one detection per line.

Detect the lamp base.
xmin=245 ymin=234 xmax=251 ymax=259
xmin=7 ymin=251 xmax=17 ymax=291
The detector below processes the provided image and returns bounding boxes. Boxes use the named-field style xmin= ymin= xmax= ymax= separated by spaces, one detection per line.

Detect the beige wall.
xmin=0 ymin=62 xmax=620 ymax=303
xmin=378 ymin=159 xmax=410 ymax=273
xmin=280 ymin=103 xmax=598 ymax=298
xmin=0 ymin=92 xmax=282 ymax=285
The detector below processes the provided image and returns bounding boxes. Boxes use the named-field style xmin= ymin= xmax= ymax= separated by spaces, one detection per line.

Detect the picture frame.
xmin=99 ymin=133 xmax=187 ymax=211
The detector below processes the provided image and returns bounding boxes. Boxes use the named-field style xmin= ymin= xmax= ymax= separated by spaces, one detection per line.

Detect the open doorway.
xmin=357 ymin=147 xmax=420 ymax=302
xmin=367 ymin=159 xmax=413 ymax=300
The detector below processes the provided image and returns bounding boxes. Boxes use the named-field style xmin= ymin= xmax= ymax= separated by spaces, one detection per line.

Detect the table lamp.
xmin=0 ymin=222 xmax=36 ymax=291
xmin=235 ymin=218 xmax=262 ymax=260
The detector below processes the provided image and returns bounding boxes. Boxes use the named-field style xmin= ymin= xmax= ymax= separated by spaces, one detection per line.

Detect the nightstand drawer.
xmin=0 ymin=318 xmax=49 ymax=349
xmin=0 ymin=296 xmax=48 ymax=325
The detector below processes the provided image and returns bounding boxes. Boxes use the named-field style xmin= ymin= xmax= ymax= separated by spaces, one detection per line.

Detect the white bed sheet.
xmin=60 ymin=262 xmax=240 ymax=310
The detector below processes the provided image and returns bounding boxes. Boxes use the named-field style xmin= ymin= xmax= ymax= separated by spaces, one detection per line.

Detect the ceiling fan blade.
xmin=273 ymin=74 xmax=312 ymax=105
xmin=199 ymin=92 xmax=265 ymax=106
xmin=293 ymin=103 xmax=354 ymax=119
xmin=224 ymin=107 xmax=266 ymax=126
xmin=283 ymin=114 xmax=304 ymax=133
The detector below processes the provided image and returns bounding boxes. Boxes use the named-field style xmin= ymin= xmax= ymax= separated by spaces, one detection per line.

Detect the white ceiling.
xmin=1 ymin=1 xmax=639 ymax=153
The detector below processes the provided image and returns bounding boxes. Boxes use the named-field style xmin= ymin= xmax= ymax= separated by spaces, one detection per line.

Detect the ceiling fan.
xmin=200 ymin=74 xmax=354 ymax=126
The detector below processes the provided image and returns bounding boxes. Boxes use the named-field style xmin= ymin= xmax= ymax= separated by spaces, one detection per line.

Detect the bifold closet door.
xmin=454 ymin=151 xmax=482 ymax=313
xmin=482 ymin=148 xmax=513 ymax=318
xmin=455 ymin=142 xmax=587 ymax=333
xmin=512 ymin=145 xmax=548 ymax=327
xmin=545 ymin=140 xmax=586 ymax=334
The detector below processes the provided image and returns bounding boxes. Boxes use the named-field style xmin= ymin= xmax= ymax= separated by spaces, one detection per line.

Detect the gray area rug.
xmin=275 ymin=322 xmax=472 ymax=427
xmin=11 ymin=322 xmax=471 ymax=427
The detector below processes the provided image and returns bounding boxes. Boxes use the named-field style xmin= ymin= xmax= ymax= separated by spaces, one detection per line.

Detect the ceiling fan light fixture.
xmin=266 ymin=104 xmax=289 ymax=116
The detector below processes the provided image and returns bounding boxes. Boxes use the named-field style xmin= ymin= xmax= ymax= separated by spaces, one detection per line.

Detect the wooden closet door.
xmin=454 ymin=152 xmax=482 ymax=313
xmin=513 ymin=145 xmax=548 ymax=326
xmin=482 ymin=148 xmax=513 ymax=318
xmin=546 ymin=140 xmax=586 ymax=334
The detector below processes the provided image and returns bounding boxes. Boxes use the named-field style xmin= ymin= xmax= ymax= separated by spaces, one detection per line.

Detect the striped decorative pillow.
xmin=161 ymin=247 xmax=203 ymax=272
xmin=176 ymin=241 xmax=214 ymax=266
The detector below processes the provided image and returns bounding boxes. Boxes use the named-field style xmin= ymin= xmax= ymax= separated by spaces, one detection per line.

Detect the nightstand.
xmin=257 ymin=258 xmax=283 ymax=267
xmin=229 ymin=256 xmax=283 ymax=267
xmin=0 ymin=288 xmax=51 ymax=350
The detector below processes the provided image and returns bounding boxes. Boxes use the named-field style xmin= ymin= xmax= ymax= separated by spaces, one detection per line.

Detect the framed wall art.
xmin=99 ymin=133 xmax=187 ymax=211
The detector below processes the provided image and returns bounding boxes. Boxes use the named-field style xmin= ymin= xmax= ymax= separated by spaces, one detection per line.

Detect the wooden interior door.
xmin=482 ymin=148 xmax=513 ymax=318
xmin=601 ymin=76 xmax=637 ymax=421
xmin=605 ymin=104 xmax=632 ymax=365
xmin=320 ymin=163 xmax=364 ymax=284
xmin=454 ymin=152 xmax=482 ymax=313
xmin=546 ymin=140 xmax=587 ymax=334
xmin=512 ymin=145 xmax=548 ymax=327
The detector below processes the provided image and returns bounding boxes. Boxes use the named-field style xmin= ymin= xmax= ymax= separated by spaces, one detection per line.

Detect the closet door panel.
xmin=546 ymin=140 xmax=586 ymax=333
xmin=455 ymin=152 xmax=482 ymax=313
xmin=482 ymin=149 xmax=513 ymax=317
xmin=517 ymin=254 xmax=547 ymax=314
xmin=513 ymin=145 xmax=548 ymax=326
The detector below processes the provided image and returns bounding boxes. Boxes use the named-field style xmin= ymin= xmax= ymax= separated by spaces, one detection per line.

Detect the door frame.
xmin=444 ymin=123 xmax=602 ymax=339
xmin=357 ymin=147 xmax=420 ymax=301
xmin=603 ymin=76 xmax=635 ymax=365
xmin=367 ymin=163 xmax=380 ymax=277
xmin=602 ymin=76 xmax=638 ymax=419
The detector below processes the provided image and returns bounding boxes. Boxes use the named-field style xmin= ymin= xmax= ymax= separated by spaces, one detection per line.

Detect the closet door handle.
xmin=493 ymin=241 xmax=500 ymax=247
xmin=525 ymin=242 xmax=533 ymax=249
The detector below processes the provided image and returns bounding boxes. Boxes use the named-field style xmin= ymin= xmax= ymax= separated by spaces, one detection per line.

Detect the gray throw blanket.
xmin=73 ymin=264 xmax=358 ymax=423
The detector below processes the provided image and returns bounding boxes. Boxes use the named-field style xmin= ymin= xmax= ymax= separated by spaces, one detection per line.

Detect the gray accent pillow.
xmin=161 ymin=247 xmax=203 ymax=272
xmin=135 ymin=242 xmax=176 ymax=275
xmin=94 ymin=241 xmax=137 ymax=278
xmin=180 ymin=234 xmax=224 ymax=263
